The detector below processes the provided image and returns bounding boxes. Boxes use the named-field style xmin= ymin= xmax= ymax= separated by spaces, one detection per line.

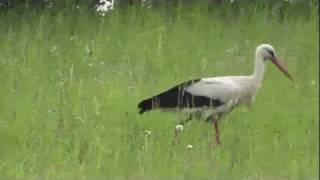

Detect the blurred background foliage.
xmin=0 ymin=0 xmax=318 ymax=21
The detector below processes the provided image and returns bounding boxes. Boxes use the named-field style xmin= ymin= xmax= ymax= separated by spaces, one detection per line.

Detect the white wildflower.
xmin=311 ymin=80 xmax=315 ymax=86
xmin=175 ymin=124 xmax=184 ymax=131
xmin=307 ymin=129 xmax=311 ymax=133
xmin=144 ymin=130 xmax=151 ymax=135
xmin=51 ymin=46 xmax=57 ymax=52
xmin=187 ymin=144 xmax=193 ymax=149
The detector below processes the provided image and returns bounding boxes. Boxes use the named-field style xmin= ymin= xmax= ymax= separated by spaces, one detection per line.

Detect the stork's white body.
xmin=183 ymin=75 xmax=261 ymax=120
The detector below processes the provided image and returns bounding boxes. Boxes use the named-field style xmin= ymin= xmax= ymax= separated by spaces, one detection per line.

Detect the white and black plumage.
xmin=138 ymin=44 xmax=293 ymax=144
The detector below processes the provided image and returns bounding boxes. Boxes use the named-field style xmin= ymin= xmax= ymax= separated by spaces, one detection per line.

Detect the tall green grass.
xmin=0 ymin=6 xmax=318 ymax=179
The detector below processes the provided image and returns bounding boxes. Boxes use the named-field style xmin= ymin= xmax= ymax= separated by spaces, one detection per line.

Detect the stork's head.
xmin=256 ymin=44 xmax=293 ymax=80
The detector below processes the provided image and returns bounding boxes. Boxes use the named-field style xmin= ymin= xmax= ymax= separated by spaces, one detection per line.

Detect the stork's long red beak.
xmin=271 ymin=57 xmax=293 ymax=81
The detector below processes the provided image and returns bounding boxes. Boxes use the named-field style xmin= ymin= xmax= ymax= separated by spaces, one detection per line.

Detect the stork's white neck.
xmin=252 ymin=54 xmax=265 ymax=84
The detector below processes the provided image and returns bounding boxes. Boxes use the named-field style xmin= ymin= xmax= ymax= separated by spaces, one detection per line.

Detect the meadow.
xmin=0 ymin=4 xmax=318 ymax=179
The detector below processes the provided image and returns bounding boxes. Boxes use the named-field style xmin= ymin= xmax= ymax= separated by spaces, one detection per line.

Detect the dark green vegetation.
xmin=0 ymin=3 xmax=318 ymax=179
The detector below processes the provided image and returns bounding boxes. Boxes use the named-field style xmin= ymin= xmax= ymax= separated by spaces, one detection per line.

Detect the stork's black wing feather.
xmin=138 ymin=79 xmax=224 ymax=114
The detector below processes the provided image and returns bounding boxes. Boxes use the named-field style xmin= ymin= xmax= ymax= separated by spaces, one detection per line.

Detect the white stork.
xmin=138 ymin=44 xmax=293 ymax=144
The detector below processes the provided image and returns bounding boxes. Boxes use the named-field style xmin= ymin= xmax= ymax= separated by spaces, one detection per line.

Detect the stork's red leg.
xmin=214 ymin=121 xmax=221 ymax=145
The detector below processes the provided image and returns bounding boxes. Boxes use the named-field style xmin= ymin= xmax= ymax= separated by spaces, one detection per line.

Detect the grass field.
xmin=0 ymin=5 xmax=318 ymax=179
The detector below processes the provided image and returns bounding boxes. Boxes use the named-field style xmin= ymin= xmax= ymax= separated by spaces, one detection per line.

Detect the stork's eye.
xmin=267 ymin=50 xmax=275 ymax=57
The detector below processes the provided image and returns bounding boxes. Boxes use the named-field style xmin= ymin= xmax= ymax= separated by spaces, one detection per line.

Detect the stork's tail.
xmin=138 ymin=98 xmax=154 ymax=114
